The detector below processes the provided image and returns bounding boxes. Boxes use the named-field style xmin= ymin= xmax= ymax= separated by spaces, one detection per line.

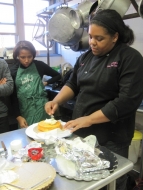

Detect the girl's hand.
xmin=43 ymin=81 xmax=48 ymax=86
xmin=16 ymin=116 xmax=28 ymax=128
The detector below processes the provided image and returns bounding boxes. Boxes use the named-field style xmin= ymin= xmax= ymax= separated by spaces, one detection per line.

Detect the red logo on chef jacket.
xmin=80 ymin=63 xmax=84 ymax=66
xmin=107 ymin=62 xmax=118 ymax=68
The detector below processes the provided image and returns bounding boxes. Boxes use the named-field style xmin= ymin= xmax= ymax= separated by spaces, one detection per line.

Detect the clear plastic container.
xmin=128 ymin=130 xmax=142 ymax=164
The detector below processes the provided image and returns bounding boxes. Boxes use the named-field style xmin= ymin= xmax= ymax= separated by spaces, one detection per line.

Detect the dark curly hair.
xmin=13 ymin=40 xmax=36 ymax=60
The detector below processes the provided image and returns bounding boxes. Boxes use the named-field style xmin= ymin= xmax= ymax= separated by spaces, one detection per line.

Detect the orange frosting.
xmin=38 ymin=120 xmax=62 ymax=132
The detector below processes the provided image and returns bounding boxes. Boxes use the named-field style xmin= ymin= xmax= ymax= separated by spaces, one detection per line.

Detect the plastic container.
xmin=28 ymin=148 xmax=43 ymax=161
xmin=128 ymin=130 xmax=142 ymax=164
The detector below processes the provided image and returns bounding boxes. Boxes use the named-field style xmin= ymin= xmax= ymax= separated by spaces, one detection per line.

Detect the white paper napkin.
xmin=0 ymin=158 xmax=19 ymax=184
xmin=35 ymin=128 xmax=72 ymax=140
xmin=0 ymin=170 xmax=19 ymax=184
xmin=67 ymin=135 xmax=96 ymax=154
xmin=55 ymin=135 xmax=97 ymax=154
xmin=0 ymin=158 xmax=16 ymax=170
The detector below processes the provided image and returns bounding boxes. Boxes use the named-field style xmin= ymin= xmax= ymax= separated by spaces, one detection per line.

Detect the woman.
xmin=45 ymin=9 xmax=143 ymax=189
xmin=0 ymin=59 xmax=13 ymax=133
xmin=10 ymin=40 xmax=61 ymax=128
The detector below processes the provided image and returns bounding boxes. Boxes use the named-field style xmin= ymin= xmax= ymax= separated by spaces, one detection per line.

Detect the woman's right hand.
xmin=45 ymin=101 xmax=59 ymax=115
xmin=0 ymin=78 xmax=7 ymax=85
xmin=16 ymin=116 xmax=28 ymax=128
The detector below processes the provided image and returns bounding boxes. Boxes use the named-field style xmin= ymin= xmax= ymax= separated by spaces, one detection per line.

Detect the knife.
xmin=1 ymin=141 xmax=8 ymax=158
xmin=1 ymin=141 xmax=7 ymax=151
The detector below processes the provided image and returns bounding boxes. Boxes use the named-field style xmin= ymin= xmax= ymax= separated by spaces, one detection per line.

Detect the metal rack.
xmin=37 ymin=0 xmax=142 ymax=20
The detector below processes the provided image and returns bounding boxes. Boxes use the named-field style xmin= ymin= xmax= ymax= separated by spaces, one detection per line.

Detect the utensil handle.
xmin=1 ymin=141 xmax=7 ymax=151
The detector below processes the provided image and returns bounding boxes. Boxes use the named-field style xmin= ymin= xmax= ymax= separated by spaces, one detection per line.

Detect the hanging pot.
xmin=70 ymin=29 xmax=89 ymax=52
xmin=96 ymin=0 xmax=131 ymax=17
xmin=76 ymin=0 xmax=93 ymax=27
xmin=48 ymin=6 xmax=84 ymax=46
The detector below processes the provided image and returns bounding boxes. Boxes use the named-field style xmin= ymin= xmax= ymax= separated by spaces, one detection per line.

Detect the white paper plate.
xmin=25 ymin=121 xmax=71 ymax=141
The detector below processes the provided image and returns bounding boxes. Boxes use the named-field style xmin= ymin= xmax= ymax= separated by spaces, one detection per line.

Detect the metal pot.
xmin=76 ymin=0 xmax=93 ymax=27
xmin=48 ymin=6 xmax=84 ymax=46
xmin=70 ymin=29 xmax=89 ymax=52
xmin=97 ymin=0 xmax=131 ymax=17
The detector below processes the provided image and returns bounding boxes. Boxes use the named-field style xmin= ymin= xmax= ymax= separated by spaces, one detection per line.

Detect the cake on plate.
xmin=38 ymin=118 xmax=62 ymax=132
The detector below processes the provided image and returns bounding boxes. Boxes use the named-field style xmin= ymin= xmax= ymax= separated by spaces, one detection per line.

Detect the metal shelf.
xmin=36 ymin=0 xmax=84 ymax=18
xmin=36 ymin=1 xmax=64 ymax=18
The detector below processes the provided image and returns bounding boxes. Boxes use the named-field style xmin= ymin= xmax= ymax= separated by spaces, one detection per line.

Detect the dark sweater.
xmin=66 ymin=43 xmax=143 ymax=145
xmin=10 ymin=60 xmax=61 ymax=117
xmin=0 ymin=59 xmax=13 ymax=117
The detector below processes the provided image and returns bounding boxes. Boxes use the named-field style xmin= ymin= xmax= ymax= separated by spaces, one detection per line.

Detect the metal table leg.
xmin=107 ymin=180 xmax=116 ymax=190
xmin=139 ymin=137 xmax=143 ymax=178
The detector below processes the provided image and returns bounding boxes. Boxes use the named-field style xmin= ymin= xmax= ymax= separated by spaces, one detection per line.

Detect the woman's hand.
xmin=64 ymin=116 xmax=92 ymax=133
xmin=64 ymin=110 xmax=110 ymax=133
xmin=16 ymin=116 xmax=28 ymax=128
xmin=45 ymin=101 xmax=59 ymax=115
xmin=0 ymin=78 xmax=7 ymax=85
xmin=43 ymin=81 xmax=48 ymax=86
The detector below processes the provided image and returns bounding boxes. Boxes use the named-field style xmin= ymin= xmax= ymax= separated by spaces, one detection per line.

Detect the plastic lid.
xmin=132 ymin=130 xmax=143 ymax=140
xmin=0 ymin=148 xmax=4 ymax=152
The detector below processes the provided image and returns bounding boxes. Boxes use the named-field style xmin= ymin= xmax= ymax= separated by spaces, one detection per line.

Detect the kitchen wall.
xmin=124 ymin=1 xmax=143 ymax=55
xmin=126 ymin=16 xmax=143 ymax=55
xmin=125 ymin=3 xmax=143 ymax=131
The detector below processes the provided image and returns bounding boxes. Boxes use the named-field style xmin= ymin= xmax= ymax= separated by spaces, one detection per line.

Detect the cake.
xmin=38 ymin=118 xmax=62 ymax=132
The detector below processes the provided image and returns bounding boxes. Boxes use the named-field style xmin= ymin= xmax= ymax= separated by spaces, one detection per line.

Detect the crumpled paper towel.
xmin=0 ymin=158 xmax=19 ymax=184
xmin=68 ymin=135 xmax=97 ymax=154
xmin=55 ymin=135 xmax=97 ymax=154
xmin=0 ymin=157 xmax=16 ymax=170
xmin=0 ymin=170 xmax=19 ymax=184
xmin=17 ymin=141 xmax=42 ymax=158
xmin=35 ymin=128 xmax=71 ymax=140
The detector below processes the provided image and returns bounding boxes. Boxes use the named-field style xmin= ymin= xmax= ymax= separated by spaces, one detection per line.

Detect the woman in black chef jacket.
xmin=45 ymin=9 xmax=143 ymax=190
xmin=10 ymin=40 xmax=61 ymax=128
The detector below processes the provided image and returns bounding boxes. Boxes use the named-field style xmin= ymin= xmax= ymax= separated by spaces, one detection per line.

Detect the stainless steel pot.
xmin=48 ymin=6 xmax=84 ymax=46
xmin=76 ymin=0 xmax=93 ymax=27
xmin=97 ymin=0 xmax=131 ymax=17
xmin=70 ymin=29 xmax=89 ymax=52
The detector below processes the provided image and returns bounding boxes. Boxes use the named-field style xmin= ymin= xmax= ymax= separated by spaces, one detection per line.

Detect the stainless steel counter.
xmin=137 ymin=107 xmax=143 ymax=113
xmin=0 ymin=129 xmax=134 ymax=190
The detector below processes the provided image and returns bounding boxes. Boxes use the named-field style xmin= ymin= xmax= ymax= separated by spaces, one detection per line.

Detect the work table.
xmin=137 ymin=105 xmax=143 ymax=113
xmin=0 ymin=129 xmax=133 ymax=190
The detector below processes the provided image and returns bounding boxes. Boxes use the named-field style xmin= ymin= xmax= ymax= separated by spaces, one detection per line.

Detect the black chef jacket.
xmin=66 ymin=42 xmax=143 ymax=145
